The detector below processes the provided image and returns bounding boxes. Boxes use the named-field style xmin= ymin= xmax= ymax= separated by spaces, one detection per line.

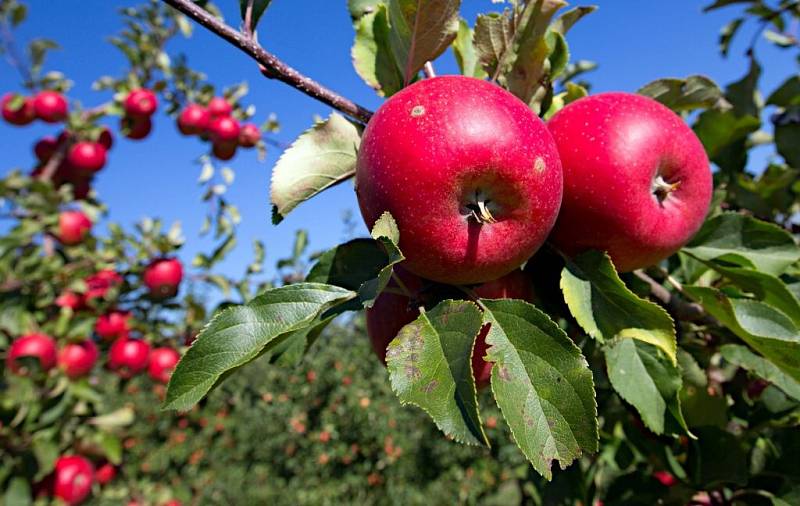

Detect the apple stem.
xmin=390 ymin=270 xmax=413 ymax=298
xmin=652 ymin=175 xmax=681 ymax=203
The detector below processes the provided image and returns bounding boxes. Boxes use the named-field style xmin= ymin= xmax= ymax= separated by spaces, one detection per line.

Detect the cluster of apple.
xmin=357 ymin=76 xmax=712 ymax=382
xmin=120 ymin=88 xmax=158 ymax=140
xmin=0 ymin=90 xmax=68 ymax=125
xmin=176 ymin=96 xmax=261 ymax=160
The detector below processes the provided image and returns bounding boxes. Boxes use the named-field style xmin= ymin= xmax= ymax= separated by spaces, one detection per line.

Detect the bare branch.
xmin=160 ymin=0 xmax=374 ymax=124
xmin=634 ymin=270 xmax=707 ymax=322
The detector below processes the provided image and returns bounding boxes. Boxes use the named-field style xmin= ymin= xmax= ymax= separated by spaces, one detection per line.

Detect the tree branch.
xmin=634 ymin=270 xmax=707 ymax=322
xmin=160 ymin=0 xmax=374 ymax=124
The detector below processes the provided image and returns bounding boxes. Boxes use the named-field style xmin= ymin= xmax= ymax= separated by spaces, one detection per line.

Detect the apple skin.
xmin=123 ymin=88 xmax=158 ymax=118
xmin=56 ymin=291 xmax=84 ymax=311
xmin=212 ymin=140 xmax=237 ymax=160
xmin=95 ymin=310 xmax=132 ymax=341
xmin=366 ymin=267 xmax=533 ymax=388
xmin=547 ymin=93 xmax=712 ymax=272
xmin=58 ymin=340 xmax=99 ymax=379
xmin=94 ymin=462 xmax=116 ymax=485
xmin=177 ymin=104 xmax=210 ymax=135
xmin=34 ymin=136 xmax=59 ymax=162
xmin=148 ymin=347 xmax=181 ymax=383
xmin=355 ymin=76 xmax=562 ymax=285
xmin=33 ymin=90 xmax=68 ymax=123
xmin=238 ymin=123 xmax=260 ymax=147
xmin=143 ymin=258 xmax=183 ymax=298
xmin=1 ymin=93 xmax=36 ymax=125
xmin=6 ymin=333 xmax=58 ymax=375
xmin=58 ymin=210 xmax=93 ymax=245
xmin=121 ymin=115 xmax=153 ymax=140
xmin=67 ymin=141 xmax=107 ymax=175
xmin=53 ymin=455 xmax=94 ymax=505
xmin=84 ymin=269 xmax=124 ymax=303
xmin=108 ymin=338 xmax=151 ymax=378
xmin=208 ymin=116 xmax=240 ymax=144
xmin=97 ymin=127 xmax=114 ymax=150
xmin=207 ymin=96 xmax=232 ymax=118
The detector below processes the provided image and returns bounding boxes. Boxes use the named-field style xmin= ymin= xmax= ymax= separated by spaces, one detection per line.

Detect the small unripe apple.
xmin=53 ymin=455 xmax=94 ymax=505
xmin=95 ymin=310 xmax=132 ymax=341
xmin=97 ymin=127 xmax=114 ymax=150
xmin=143 ymin=258 xmax=183 ymax=298
xmin=33 ymin=90 xmax=68 ymax=123
xmin=67 ymin=141 xmax=107 ymax=175
xmin=212 ymin=140 xmax=237 ymax=160
xmin=148 ymin=347 xmax=180 ymax=383
xmin=58 ymin=340 xmax=99 ymax=379
xmin=356 ymin=76 xmax=562 ymax=285
xmin=108 ymin=338 xmax=150 ymax=378
xmin=6 ymin=333 xmax=58 ymax=375
xmin=208 ymin=116 xmax=240 ymax=144
xmin=1 ymin=93 xmax=35 ymax=125
xmin=34 ymin=136 xmax=59 ymax=162
xmin=547 ymin=93 xmax=712 ymax=272
xmin=84 ymin=269 xmax=123 ymax=303
xmin=177 ymin=103 xmax=210 ymax=135
xmin=121 ymin=115 xmax=152 ymax=140
xmin=94 ymin=462 xmax=116 ymax=485
xmin=57 ymin=210 xmax=92 ymax=245
xmin=123 ymin=88 xmax=158 ymax=118
xmin=207 ymin=96 xmax=232 ymax=118
xmin=238 ymin=123 xmax=260 ymax=148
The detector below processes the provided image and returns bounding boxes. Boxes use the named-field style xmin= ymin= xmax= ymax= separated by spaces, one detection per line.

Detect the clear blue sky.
xmin=0 ymin=1 xmax=792 ymax=287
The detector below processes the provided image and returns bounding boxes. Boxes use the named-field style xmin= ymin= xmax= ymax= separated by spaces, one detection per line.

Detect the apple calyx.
xmin=651 ymin=175 xmax=682 ymax=204
xmin=462 ymin=190 xmax=498 ymax=224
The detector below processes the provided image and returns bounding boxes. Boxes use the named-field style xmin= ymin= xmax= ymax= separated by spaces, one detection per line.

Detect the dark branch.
xmin=634 ymin=270 xmax=707 ymax=322
xmin=160 ymin=0 xmax=374 ymax=124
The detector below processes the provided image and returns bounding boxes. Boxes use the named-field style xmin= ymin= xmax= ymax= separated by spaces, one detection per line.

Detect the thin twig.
xmin=423 ymin=61 xmax=436 ymax=78
xmin=160 ymin=0 xmax=373 ymax=124
xmin=0 ymin=17 xmax=33 ymax=84
xmin=634 ymin=270 xmax=706 ymax=322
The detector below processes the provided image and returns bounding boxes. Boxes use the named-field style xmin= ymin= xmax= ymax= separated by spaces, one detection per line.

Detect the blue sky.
xmin=0 ymin=1 xmax=793 ymax=288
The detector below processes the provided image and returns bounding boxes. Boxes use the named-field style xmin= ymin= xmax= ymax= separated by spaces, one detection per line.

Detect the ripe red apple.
xmin=123 ymin=88 xmax=158 ymax=118
xmin=53 ymin=455 xmax=94 ymax=505
xmin=143 ymin=258 xmax=183 ymax=298
xmin=212 ymin=140 xmax=237 ymax=160
xmin=207 ymin=96 xmax=232 ymax=118
xmin=177 ymin=103 xmax=210 ymax=135
xmin=34 ymin=136 xmax=59 ymax=162
xmin=67 ymin=141 xmax=107 ymax=175
xmin=148 ymin=347 xmax=180 ymax=383
xmin=121 ymin=115 xmax=152 ymax=140
xmin=95 ymin=310 xmax=132 ymax=341
xmin=238 ymin=123 xmax=260 ymax=148
xmin=84 ymin=269 xmax=123 ymax=303
xmin=108 ymin=338 xmax=151 ymax=378
xmin=6 ymin=333 xmax=58 ymax=375
xmin=547 ymin=93 xmax=712 ymax=272
xmin=653 ymin=470 xmax=678 ymax=487
xmin=355 ymin=76 xmax=562 ymax=285
xmin=94 ymin=462 xmax=116 ymax=485
xmin=57 ymin=210 xmax=93 ymax=245
xmin=1 ymin=92 xmax=35 ymax=125
xmin=97 ymin=127 xmax=114 ymax=150
xmin=208 ymin=116 xmax=240 ymax=144
xmin=56 ymin=291 xmax=84 ymax=311
xmin=33 ymin=90 xmax=68 ymax=123
xmin=58 ymin=340 xmax=99 ymax=379
xmin=366 ymin=267 xmax=533 ymax=387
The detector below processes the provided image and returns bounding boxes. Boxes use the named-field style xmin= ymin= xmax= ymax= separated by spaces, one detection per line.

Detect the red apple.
xmin=212 ymin=140 xmax=237 ymax=160
xmin=56 ymin=291 xmax=84 ymax=311
xmin=1 ymin=92 xmax=35 ymax=125
xmin=121 ymin=115 xmax=152 ymax=140
xmin=95 ymin=310 xmax=132 ymax=342
xmin=177 ymin=103 xmax=210 ymax=135
xmin=69 ymin=178 xmax=92 ymax=200
xmin=366 ymin=267 xmax=533 ymax=387
xmin=208 ymin=116 xmax=240 ymax=144
xmin=57 ymin=210 xmax=92 ymax=245
xmin=97 ymin=127 xmax=114 ymax=150
xmin=148 ymin=347 xmax=180 ymax=383
xmin=123 ymin=88 xmax=158 ymax=118
xmin=238 ymin=123 xmax=260 ymax=148
xmin=143 ymin=258 xmax=183 ymax=298
xmin=33 ymin=90 xmax=68 ymax=123
xmin=58 ymin=340 xmax=99 ymax=379
xmin=207 ymin=96 xmax=232 ymax=118
xmin=34 ymin=136 xmax=59 ymax=162
xmin=653 ymin=470 xmax=678 ymax=487
xmin=108 ymin=338 xmax=150 ymax=378
xmin=94 ymin=462 xmax=116 ymax=485
xmin=67 ymin=141 xmax=107 ymax=175
xmin=84 ymin=269 xmax=123 ymax=303
xmin=6 ymin=333 xmax=58 ymax=375
xmin=355 ymin=76 xmax=562 ymax=285
xmin=547 ymin=93 xmax=712 ymax=272
xmin=53 ymin=455 xmax=94 ymax=505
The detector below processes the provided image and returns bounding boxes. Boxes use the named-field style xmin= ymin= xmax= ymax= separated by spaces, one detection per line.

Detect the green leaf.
xmin=89 ymin=406 xmax=135 ymax=428
xmin=683 ymin=213 xmax=800 ymax=276
xmin=544 ymin=81 xmax=588 ymax=120
xmin=387 ymin=0 xmax=461 ymax=84
xmin=348 ymin=0 xmax=381 ymax=23
xmin=693 ymin=109 xmax=760 ymax=172
xmin=452 ymin=18 xmax=486 ymax=78
xmin=551 ymin=5 xmax=597 ymax=34
xmin=684 ymin=286 xmax=800 ymax=383
xmin=482 ymin=299 xmax=598 ymax=480
xmin=689 ymin=427 xmax=748 ymax=488
xmin=774 ymin=112 xmax=800 ymax=168
xmin=3 ymin=477 xmax=31 ymax=506
xmin=767 ymin=76 xmax=800 ymax=107
xmin=370 ymin=210 xmax=399 ymax=244
xmin=721 ymin=344 xmax=800 ymax=401
xmin=164 ymin=283 xmax=356 ymax=410
xmin=545 ymin=30 xmax=569 ymax=79
xmin=473 ymin=12 xmax=512 ymax=77
xmin=679 ymin=350 xmax=728 ymax=428
xmin=726 ymin=55 xmax=761 ymax=117
xmin=351 ymin=3 xmax=405 ymax=96
xmin=239 ymin=0 xmax=272 ymax=33
xmin=269 ymin=316 xmax=334 ymax=367
xmin=703 ymin=0 xmax=753 ymax=12
xmin=31 ymin=435 xmax=58 ymax=480
xmin=96 ymin=432 xmax=123 ymax=465
xmin=637 ymin=75 xmax=724 ymax=112
xmin=560 ymin=250 xmax=677 ymax=363
xmin=270 ymin=113 xmax=362 ymax=224
xmin=719 ymin=18 xmax=744 ymax=57
xmin=604 ymin=338 xmax=689 ymax=435
xmin=386 ymin=300 xmax=487 ymax=446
